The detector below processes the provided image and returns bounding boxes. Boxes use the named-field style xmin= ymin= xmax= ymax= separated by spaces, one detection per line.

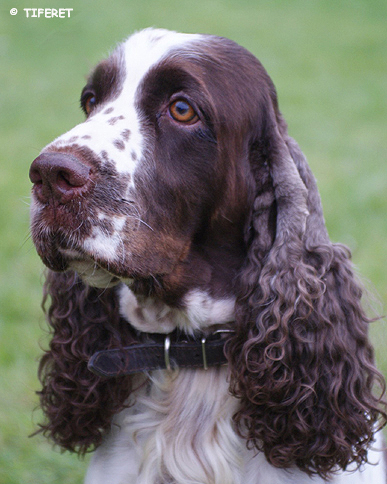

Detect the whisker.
xmin=20 ymin=197 xmax=32 ymax=207
xmin=131 ymin=216 xmax=154 ymax=231
xmin=116 ymin=199 xmax=155 ymax=231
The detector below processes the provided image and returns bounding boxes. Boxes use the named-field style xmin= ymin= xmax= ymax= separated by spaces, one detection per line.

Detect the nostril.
xmin=30 ymin=152 xmax=92 ymax=204
xmin=29 ymin=167 xmax=43 ymax=185
xmin=56 ymin=170 xmax=75 ymax=192
xmin=57 ymin=167 xmax=89 ymax=189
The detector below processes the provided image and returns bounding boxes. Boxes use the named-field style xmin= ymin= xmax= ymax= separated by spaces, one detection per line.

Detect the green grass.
xmin=1 ymin=0 xmax=387 ymax=482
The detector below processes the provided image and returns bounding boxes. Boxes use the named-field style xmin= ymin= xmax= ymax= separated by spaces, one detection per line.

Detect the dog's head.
xmin=30 ymin=29 xmax=269 ymax=297
xmin=29 ymin=29 xmax=386 ymax=478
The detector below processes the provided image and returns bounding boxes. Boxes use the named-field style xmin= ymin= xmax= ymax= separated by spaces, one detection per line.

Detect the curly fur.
xmin=30 ymin=28 xmax=387 ymax=482
xmin=36 ymin=271 xmax=135 ymax=454
xmin=225 ymin=119 xmax=387 ymax=478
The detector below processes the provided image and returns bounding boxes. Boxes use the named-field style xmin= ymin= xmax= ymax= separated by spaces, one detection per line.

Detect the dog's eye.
xmin=83 ymin=94 xmax=97 ymax=115
xmin=169 ymin=99 xmax=198 ymax=124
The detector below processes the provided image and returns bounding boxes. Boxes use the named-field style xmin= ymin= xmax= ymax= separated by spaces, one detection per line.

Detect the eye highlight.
xmin=169 ymin=99 xmax=198 ymax=124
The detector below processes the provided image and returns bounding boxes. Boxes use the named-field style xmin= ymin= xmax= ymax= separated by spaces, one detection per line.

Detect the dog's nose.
xmin=30 ymin=152 xmax=92 ymax=204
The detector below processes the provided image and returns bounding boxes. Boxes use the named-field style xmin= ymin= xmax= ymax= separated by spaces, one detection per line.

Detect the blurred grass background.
xmin=1 ymin=0 xmax=386 ymax=482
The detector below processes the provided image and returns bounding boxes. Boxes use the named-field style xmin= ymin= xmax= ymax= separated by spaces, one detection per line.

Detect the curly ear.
xmin=35 ymin=270 xmax=135 ymax=454
xmin=226 ymin=108 xmax=386 ymax=478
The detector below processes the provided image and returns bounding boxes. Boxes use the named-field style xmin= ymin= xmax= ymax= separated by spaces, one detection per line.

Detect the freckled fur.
xmin=113 ymin=139 xmax=125 ymax=151
xmin=108 ymin=115 xmax=125 ymax=125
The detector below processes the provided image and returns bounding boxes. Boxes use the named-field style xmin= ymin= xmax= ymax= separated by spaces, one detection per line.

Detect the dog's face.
xmin=30 ymin=29 xmax=386 ymax=476
xmin=29 ymin=28 xmax=273 ymax=298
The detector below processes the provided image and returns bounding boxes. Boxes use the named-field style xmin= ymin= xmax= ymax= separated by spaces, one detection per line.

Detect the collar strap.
xmin=88 ymin=330 xmax=233 ymax=378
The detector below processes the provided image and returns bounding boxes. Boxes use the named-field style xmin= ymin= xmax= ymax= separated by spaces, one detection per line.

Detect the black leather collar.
xmin=88 ymin=329 xmax=233 ymax=378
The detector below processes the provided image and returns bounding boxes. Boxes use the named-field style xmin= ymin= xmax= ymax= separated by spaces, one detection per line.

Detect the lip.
xmin=57 ymin=247 xmax=86 ymax=260
xmin=31 ymin=218 xmax=130 ymax=285
xmin=58 ymin=247 xmax=135 ymax=288
xmin=68 ymin=257 xmax=122 ymax=288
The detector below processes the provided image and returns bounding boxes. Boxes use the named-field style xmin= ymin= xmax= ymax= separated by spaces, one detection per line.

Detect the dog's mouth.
xmin=67 ymin=256 xmax=123 ymax=288
xmin=30 ymin=188 xmax=191 ymax=288
xmin=31 ymin=223 xmax=126 ymax=288
xmin=58 ymin=237 xmax=128 ymax=288
xmin=30 ymin=192 xmax=138 ymax=287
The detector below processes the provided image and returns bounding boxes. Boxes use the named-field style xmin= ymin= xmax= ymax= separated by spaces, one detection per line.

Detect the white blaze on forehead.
xmin=43 ymin=28 xmax=202 ymax=178
xmin=121 ymin=28 xmax=202 ymax=87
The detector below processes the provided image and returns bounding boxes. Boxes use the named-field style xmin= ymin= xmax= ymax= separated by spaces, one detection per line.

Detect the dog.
xmin=29 ymin=28 xmax=386 ymax=483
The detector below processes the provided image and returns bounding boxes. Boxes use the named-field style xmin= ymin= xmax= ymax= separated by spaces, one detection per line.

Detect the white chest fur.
xmin=85 ymin=367 xmax=385 ymax=484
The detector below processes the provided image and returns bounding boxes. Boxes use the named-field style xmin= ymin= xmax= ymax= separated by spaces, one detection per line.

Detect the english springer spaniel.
xmin=29 ymin=28 xmax=386 ymax=484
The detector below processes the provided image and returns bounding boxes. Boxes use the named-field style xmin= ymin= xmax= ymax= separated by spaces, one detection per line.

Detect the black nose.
xmin=30 ymin=152 xmax=92 ymax=204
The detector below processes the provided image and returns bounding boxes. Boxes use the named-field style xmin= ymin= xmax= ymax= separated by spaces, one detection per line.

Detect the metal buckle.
xmin=164 ymin=335 xmax=172 ymax=371
xmin=201 ymin=336 xmax=208 ymax=371
xmin=165 ymin=329 xmax=235 ymax=372
xmin=212 ymin=329 xmax=235 ymax=337
xmin=201 ymin=329 xmax=234 ymax=371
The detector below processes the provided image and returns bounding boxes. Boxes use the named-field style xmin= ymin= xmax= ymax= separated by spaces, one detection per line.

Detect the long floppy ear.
xmin=35 ymin=270 xmax=134 ymax=454
xmin=226 ymin=104 xmax=386 ymax=478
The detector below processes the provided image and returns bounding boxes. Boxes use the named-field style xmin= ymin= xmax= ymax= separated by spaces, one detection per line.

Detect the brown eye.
xmin=84 ymin=94 xmax=96 ymax=115
xmin=169 ymin=99 xmax=198 ymax=124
